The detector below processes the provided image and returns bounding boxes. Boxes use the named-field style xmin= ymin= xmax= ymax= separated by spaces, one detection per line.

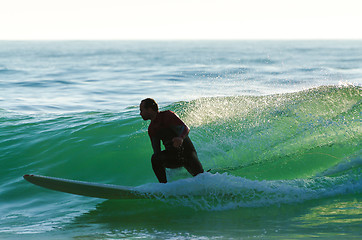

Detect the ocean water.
xmin=0 ymin=40 xmax=361 ymax=239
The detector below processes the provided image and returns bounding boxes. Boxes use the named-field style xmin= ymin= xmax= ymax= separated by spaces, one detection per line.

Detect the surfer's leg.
xmin=183 ymin=151 xmax=204 ymax=177
xmin=180 ymin=137 xmax=203 ymax=177
xmin=151 ymin=153 xmax=168 ymax=183
xmin=151 ymin=151 xmax=183 ymax=183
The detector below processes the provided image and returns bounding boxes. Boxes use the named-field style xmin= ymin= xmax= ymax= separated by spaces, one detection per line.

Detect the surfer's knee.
xmin=151 ymin=153 xmax=158 ymax=164
xmin=151 ymin=153 xmax=167 ymax=183
xmin=151 ymin=153 xmax=163 ymax=166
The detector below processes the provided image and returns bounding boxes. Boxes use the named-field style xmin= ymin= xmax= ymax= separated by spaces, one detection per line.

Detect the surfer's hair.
xmin=141 ymin=98 xmax=158 ymax=112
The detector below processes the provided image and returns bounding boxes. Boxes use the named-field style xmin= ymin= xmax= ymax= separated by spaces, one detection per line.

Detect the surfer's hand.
xmin=172 ymin=137 xmax=183 ymax=148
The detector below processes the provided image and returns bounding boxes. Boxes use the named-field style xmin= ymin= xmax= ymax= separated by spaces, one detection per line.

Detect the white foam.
xmin=135 ymin=172 xmax=362 ymax=211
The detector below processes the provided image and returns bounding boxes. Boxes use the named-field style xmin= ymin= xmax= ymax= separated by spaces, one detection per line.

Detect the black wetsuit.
xmin=148 ymin=110 xmax=204 ymax=183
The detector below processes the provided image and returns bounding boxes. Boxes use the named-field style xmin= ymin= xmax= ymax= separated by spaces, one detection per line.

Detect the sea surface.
xmin=0 ymin=40 xmax=361 ymax=239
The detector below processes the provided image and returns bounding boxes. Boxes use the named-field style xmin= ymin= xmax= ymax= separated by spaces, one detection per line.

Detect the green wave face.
xmin=179 ymin=85 xmax=361 ymax=180
xmin=0 ymin=85 xmax=361 ymax=211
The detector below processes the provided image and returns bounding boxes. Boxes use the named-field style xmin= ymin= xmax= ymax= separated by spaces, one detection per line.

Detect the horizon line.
xmin=1 ymin=38 xmax=362 ymax=41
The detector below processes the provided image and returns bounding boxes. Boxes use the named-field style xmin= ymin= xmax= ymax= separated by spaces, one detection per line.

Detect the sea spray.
xmin=135 ymin=171 xmax=362 ymax=211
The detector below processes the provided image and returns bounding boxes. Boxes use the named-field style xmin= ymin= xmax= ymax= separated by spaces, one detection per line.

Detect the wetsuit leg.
xmin=183 ymin=151 xmax=204 ymax=176
xmin=151 ymin=141 xmax=203 ymax=183
xmin=151 ymin=151 xmax=183 ymax=183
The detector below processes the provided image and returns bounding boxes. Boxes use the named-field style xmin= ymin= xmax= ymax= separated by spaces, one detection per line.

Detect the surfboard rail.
xmin=23 ymin=174 xmax=146 ymax=199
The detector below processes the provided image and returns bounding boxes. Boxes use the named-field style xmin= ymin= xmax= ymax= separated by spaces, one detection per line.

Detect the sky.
xmin=0 ymin=0 xmax=361 ymax=40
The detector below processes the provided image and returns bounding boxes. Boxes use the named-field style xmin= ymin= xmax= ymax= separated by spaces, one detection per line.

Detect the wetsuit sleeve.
xmin=165 ymin=111 xmax=190 ymax=139
xmin=150 ymin=136 xmax=161 ymax=154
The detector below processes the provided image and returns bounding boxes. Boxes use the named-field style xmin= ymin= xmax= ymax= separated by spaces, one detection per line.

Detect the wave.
xmin=136 ymin=171 xmax=361 ymax=210
xmin=0 ymin=67 xmax=26 ymax=75
xmin=0 ymin=85 xmax=361 ymax=211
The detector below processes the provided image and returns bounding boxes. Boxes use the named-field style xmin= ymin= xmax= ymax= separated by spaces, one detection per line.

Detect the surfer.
xmin=140 ymin=98 xmax=204 ymax=183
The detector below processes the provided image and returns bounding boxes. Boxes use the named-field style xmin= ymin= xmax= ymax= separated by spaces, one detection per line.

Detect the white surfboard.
xmin=23 ymin=174 xmax=148 ymax=199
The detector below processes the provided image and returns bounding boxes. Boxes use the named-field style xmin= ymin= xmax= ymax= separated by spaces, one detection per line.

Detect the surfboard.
xmin=23 ymin=174 xmax=147 ymax=199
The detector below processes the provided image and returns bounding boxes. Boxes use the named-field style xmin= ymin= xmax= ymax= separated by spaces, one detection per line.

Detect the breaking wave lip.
xmin=134 ymin=171 xmax=362 ymax=211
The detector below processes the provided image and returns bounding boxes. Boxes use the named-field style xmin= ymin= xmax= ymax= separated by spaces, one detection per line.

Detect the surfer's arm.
xmin=174 ymin=125 xmax=190 ymax=139
xmin=165 ymin=111 xmax=190 ymax=148
xmin=165 ymin=111 xmax=190 ymax=139
xmin=150 ymin=136 xmax=161 ymax=154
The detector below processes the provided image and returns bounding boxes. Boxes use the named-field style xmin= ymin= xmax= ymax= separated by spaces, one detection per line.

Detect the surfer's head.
xmin=140 ymin=98 xmax=158 ymax=121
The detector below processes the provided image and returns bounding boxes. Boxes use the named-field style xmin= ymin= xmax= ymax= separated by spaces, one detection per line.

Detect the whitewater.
xmin=0 ymin=40 xmax=361 ymax=239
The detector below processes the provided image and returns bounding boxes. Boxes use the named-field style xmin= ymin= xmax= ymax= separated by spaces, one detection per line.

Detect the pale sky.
xmin=1 ymin=0 xmax=361 ymax=40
